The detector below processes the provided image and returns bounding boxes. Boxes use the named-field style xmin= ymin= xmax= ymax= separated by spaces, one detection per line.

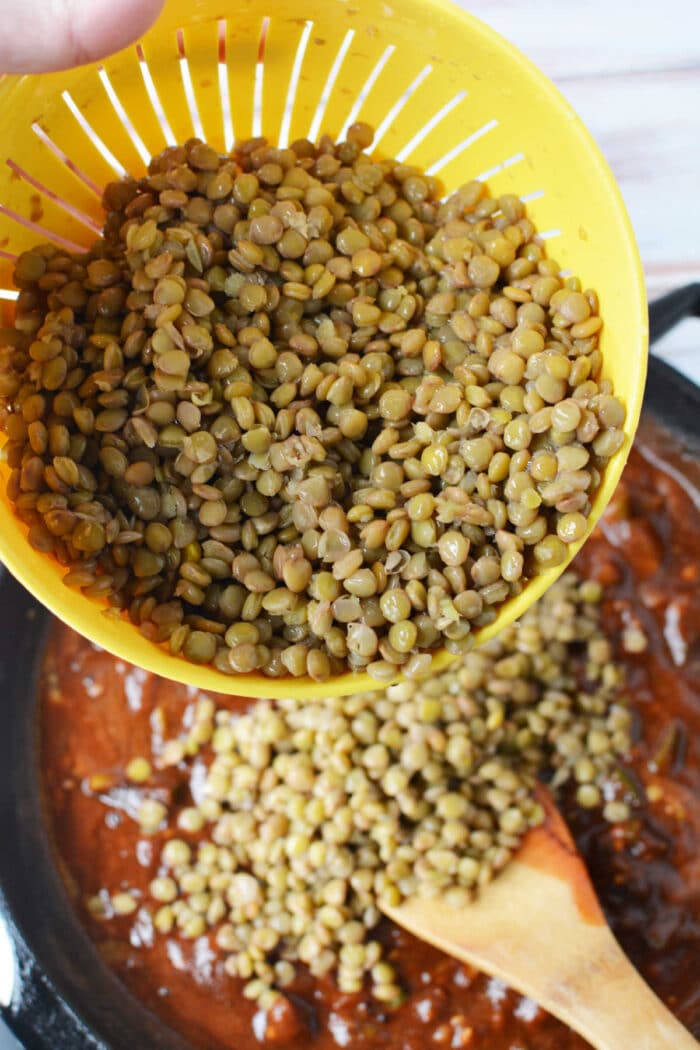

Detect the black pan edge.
xmin=643 ymin=355 xmax=700 ymax=450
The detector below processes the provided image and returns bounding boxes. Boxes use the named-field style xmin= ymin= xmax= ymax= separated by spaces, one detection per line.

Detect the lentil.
xmin=0 ymin=132 xmax=624 ymax=680
xmin=105 ymin=572 xmax=631 ymax=1010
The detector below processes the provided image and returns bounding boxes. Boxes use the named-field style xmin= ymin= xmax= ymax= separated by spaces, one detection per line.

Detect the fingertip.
xmin=71 ymin=0 xmax=165 ymax=65
xmin=0 ymin=0 xmax=165 ymax=74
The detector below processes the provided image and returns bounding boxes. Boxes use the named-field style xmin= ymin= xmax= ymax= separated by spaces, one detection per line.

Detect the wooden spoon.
xmin=383 ymin=789 xmax=699 ymax=1050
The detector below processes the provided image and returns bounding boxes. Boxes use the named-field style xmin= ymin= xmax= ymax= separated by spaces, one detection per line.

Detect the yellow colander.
xmin=0 ymin=0 xmax=647 ymax=698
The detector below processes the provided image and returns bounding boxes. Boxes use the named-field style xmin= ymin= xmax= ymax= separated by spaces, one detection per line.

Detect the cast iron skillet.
xmin=0 ymin=286 xmax=699 ymax=1050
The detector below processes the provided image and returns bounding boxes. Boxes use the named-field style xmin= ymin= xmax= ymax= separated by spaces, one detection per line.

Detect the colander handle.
xmin=649 ymin=283 xmax=700 ymax=345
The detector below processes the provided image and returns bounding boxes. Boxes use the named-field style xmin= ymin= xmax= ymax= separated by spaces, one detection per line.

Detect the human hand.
xmin=0 ymin=0 xmax=164 ymax=73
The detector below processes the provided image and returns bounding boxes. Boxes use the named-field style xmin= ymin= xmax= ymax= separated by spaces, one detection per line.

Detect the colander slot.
xmin=520 ymin=190 xmax=545 ymax=203
xmin=253 ymin=17 xmax=271 ymax=138
xmin=426 ymin=119 xmax=498 ymax=178
xmin=5 ymin=160 xmax=101 ymax=235
xmin=176 ymin=29 xmax=205 ymax=140
xmin=61 ymin=90 xmax=127 ymax=178
xmin=308 ymin=29 xmax=355 ymax=144
xmin=476 ymin=151 xmax=525 ymax=183
xmin=0 ymin=251 xmax=17 ymax=263
xmin=371 ymin=65 xmax=433 ymax=151
xmin=0 ymin=204 xmax=85 ymax=253
xmin=218 ymin=20 xmax=235 ymax=152
xmin=395 ymin=92 xmax=467 ymax=164
xmin=278 ymin=20 xmax=313 ymax=149
xmin=31 ymin=123 xmax=103 ymax=199
xmin=538 ymin=229 xmax=562 ymax=241
xmin=338 ymin=45 xmax=395 ymax=142
xmin=97 ymin=67 xmax=151 ymax=169
xmin=136 ymin=43 xmax=176 ymax=148
xmin=0 ymin=289 xmax=18 ymax=301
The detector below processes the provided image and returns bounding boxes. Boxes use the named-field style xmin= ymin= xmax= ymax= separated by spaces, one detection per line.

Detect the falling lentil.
xmin=107 ymin=572 xmax=633 ymax=1010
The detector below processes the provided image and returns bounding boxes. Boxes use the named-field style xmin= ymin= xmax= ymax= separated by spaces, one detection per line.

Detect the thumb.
xmin=0 ymin=0 xmax=164 ymax=74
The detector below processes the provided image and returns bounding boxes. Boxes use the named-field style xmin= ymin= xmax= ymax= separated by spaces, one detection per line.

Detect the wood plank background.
xmin=459 ymin=0 xmax=700 ymax=381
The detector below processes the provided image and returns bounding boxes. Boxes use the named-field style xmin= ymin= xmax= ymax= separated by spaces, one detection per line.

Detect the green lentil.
xmin=104 ymin=570 xmax=630 ymax=1012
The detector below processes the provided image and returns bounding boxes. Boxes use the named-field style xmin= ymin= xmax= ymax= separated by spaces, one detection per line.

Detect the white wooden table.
xmin=463 ymin=0 xmax=700 ymax=382
xmin=0 ymin=2 xmax=698 ymax=1048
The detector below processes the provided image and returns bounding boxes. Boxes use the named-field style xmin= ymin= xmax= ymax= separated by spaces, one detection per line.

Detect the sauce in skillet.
xmin=40 ymin=415 xmax=700 ymax=1049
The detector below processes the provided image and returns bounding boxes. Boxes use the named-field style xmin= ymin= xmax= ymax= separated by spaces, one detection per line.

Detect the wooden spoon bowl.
xmin=384 ymin=789 xmax=698 ymax=1050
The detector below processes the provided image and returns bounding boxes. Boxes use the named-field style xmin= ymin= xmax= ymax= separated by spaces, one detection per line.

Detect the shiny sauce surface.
xmin=41 ymin=416 xmax=700 ymax=1049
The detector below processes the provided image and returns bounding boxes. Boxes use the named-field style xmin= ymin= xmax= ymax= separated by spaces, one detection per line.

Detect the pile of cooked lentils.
xmin=98 ymin=571 xmax=633 ymax=1010
xmin=0 ymin=126 xmax=625 ymax=682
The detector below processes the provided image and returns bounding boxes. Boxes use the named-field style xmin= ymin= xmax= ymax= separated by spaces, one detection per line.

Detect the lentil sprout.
xmin=0 ymin=129 xmax=625 ymax=681
xmin=110 ymin=572 xmax=633 ymax=1010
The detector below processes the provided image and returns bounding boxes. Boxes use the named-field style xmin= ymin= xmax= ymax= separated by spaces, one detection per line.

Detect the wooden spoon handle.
xmin=385 ymin=798 xmax=699 ymax=1050
xmin=559 ymin=926 xmax=698 ymax=1050
xmin=389 ymin=878 xmax=697 ymax=1050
